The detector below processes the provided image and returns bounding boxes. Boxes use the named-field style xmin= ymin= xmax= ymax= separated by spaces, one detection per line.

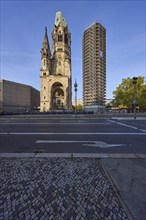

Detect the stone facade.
xmin=40 ymin=11 xmax=72 ymax=112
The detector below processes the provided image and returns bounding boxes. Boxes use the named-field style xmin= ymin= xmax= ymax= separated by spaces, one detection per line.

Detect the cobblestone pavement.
xmin=0 ymin=158 xmax=130 ymax=220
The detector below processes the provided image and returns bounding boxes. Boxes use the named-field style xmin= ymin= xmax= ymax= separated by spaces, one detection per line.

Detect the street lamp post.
xmin=132 ymin=77 xmax=138 ymax=119
xmin=74 ymin=79 xmax=78 ymax=118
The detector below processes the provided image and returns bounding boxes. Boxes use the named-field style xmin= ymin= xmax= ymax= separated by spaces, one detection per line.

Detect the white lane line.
xmin=0 ymin=132 xmax=145 ymax=135
xmin=108 ymin=120 xmax=146 ymax=132
xmin=140 ymin=129 xmax=146 ymax=132
xmin=116 ymin=122 xmax=138 ymax=130
xmin=0 ymin=122 xmax=111 ymax=125
xmin=109 ymin=120 xmax=146 ymax=133
xmin=112 ymin=117 xmax=146 ymax=120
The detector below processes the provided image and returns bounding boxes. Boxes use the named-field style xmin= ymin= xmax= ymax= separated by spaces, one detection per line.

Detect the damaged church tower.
xmin=40 ymin=11 xmax=72 ymax=111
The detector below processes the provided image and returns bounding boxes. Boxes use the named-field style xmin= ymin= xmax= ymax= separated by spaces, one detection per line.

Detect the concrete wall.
xmin=0 ymin=80 xmax=40 ymax=111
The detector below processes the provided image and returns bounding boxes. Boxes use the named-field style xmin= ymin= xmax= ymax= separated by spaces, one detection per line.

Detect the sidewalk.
xmin=0 ymin=156 xmax=145 ymax=220
xmin=101 ymin=158 xmax=146 ymax=220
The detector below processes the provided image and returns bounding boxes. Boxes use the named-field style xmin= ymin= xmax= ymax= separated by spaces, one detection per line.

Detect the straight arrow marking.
xmin=83 ymin=141 xmax=126 ymax=148
xmin=36 ymin=140 xmax=126 ymax=148
xmin=36 ymin=140 xmax=91 ymax=144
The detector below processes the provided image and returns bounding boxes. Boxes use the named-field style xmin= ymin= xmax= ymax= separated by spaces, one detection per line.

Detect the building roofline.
xmin=0 ymin=79 xmax=40 ymax=92
xmin=84 ymin=21 xmax=106 ymax=32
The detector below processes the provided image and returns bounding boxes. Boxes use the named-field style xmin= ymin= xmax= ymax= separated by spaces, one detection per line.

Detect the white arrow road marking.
xmin=36 ymin=140 xmax=90 ymax=144
xmin=35 ymin=140 xmax=126 ymax=148
xmin=83 ymin=141 xmax=126 ymax=148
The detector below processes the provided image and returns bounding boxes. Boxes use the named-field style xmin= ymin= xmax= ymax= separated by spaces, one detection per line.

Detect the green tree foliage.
xmin=77 ymin=104 xmax=83 ymax=111
xmin=113 ymin=76 xmax=146 ymax=110
xmin=72 ymin=105 xmax=75 ymax=111
xmin=72 ymin=104 xmax=83 ymax=111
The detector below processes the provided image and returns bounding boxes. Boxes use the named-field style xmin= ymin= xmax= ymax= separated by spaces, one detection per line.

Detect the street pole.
xmin=133 ymin=77 xmax=138 ymax=120
xmin=74 ymin=79 xmax=78 ymax=118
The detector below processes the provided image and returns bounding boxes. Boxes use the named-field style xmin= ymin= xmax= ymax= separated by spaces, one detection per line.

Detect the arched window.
xmin=52 ymin=82 xmax=64 ymax=109
xmin=58 ymin=35 xmax=63 ymax=42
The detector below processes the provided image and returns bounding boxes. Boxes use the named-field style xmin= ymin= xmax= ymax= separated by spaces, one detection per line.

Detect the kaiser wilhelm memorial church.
xmin=40 ymin=11 xmax=72 ymax=111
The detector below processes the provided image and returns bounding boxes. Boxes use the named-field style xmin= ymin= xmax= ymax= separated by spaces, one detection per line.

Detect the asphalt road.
xmin=0 ymin=118 xmax=146 ymax=154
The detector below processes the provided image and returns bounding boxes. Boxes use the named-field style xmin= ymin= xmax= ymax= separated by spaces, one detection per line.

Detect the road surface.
xmin=0 ymin=118 xmax=145 ymax=154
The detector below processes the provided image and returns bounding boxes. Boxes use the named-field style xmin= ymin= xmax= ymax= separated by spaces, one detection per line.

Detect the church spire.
xmin=45 ymin=26 xmax=48 ymax=39
xmin=54 ymin=11 xmax=67 ymax=27
xmin=41 ymin=26 xmax=51 ymax=59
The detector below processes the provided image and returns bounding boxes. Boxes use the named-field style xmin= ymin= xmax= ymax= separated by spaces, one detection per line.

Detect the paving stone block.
xmin=0 ymin=158 xmax=130 ymax=220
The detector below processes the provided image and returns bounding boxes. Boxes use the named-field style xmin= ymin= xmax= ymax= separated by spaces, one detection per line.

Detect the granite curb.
xmin=0 ymin=153 xmax=146 ymax=158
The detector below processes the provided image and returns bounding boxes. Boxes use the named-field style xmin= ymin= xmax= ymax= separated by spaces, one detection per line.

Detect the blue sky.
xmin=1 ymin=0 xmax=145 ymax=99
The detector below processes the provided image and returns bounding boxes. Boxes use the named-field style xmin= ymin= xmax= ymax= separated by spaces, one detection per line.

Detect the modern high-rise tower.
xmin=40 ymin=11 xmax=72 ymax=111
xmin=83 ymin=22 xmax=106 ymax=109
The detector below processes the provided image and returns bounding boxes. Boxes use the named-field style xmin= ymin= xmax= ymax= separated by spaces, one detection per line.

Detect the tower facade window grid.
xmin=83 ymin=22 xmax=106 ymax=107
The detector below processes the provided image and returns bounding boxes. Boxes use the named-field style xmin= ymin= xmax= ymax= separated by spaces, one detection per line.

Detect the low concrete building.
xmin=84 ymin=105 xmax=105 ymax=113
xmin=105 ymin=98 xmax=113 ymax=105
xmin=0 ymin=80 xmax=40 ymax=112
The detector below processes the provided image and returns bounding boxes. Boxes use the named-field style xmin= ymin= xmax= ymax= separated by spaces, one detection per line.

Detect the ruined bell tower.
xmin=40 ymin=11 xmax=72 ymax=111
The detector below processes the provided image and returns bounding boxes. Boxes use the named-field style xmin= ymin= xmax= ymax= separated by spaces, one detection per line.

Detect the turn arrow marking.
xmin=83 ymin=141 xmax=126 ymax=148
xmin=36 ymin=140 xmax=126 ymax=148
